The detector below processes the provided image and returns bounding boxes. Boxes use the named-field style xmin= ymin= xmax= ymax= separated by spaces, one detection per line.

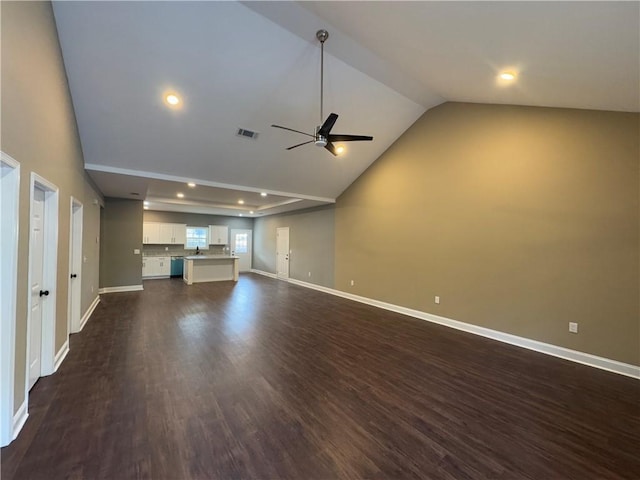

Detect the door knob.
xmin=39 ymin=290 xmax=50 ymax=297
xmin=70 ymin=274 xmax=77 ymax=278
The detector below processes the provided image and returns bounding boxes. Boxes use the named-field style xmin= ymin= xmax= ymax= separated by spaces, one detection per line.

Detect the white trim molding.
xmin=250 ymin=269 xmax=277 ymax=279
xmin=251 ymin=271 xmax=640 ymax=380
xmin=98 ymin=285 xmax=144 ymax=294
xmin=53 ymin=340 xmax=69 ymax=373
xmin=78 ymin=296 xmax=100 ymax=332
xmin=12 ymin=399 xmax=28 ymax=442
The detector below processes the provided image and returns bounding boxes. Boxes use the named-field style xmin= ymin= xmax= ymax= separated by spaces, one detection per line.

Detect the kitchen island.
xmin=183 ymin=255 xmax=239 ymax=285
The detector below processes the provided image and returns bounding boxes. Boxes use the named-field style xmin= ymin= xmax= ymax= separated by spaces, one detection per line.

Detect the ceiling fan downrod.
xmin=315 ymin=29 xmax=329 ymax=147
xmin=317 ymin=29 xmax=328 ymax=127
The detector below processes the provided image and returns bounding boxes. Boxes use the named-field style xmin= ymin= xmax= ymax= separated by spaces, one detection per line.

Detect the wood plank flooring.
xmin=2 ymin=274 xmax=639 ymax=479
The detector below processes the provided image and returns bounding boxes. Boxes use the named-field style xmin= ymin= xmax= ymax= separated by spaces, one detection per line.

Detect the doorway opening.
xmin=276 ymin=227 xmax=290 ymax=279
xmin=0 ymin=152 xmax=20 ymax=446
xmin=68 ymin=198 xmax=83 ymax=334
xmin=230 ymin=229 xmax=252 ymax=272
xmin=26 ymin=173 xmax=59 ymax=395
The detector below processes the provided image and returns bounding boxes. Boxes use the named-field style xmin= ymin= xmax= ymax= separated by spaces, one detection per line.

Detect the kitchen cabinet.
xmin=209 ymin=225 xmax=229 ymax=245
xmin=142 ymin=256 xmax=171 ymax=278
xmin=143 ymin=223 xmax=186 ymax=245
xmin=159 ymin=223 xmax=186 ymax=245
xmin=143 ymin=222 xmax=161 ymax=244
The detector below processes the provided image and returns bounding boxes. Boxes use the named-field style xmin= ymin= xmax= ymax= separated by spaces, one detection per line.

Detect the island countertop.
xmin=184 ymin=255 xmax=239 ymax=260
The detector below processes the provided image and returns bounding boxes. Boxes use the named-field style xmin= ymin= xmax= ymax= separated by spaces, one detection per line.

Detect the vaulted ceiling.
xmin=52 ymin=1 xmax=639 ymax=217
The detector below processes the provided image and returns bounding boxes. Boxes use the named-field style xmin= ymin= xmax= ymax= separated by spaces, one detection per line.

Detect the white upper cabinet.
xmin=143 ymin=222 xmax=161 ymax=244
xmin=209 ymin=225 xmax=229 ymax=245
xmin=143 ymin=223 xmax=186 ymax=245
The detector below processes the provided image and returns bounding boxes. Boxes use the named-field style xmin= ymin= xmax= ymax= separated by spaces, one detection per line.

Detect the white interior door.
xmin=69 ymin=199 xmax=83 ymax=333
xmin=230 ymin=229 xmax=252 ymax=272
xmin=29 ymin=187 xmax=46 ymax=390
xmin=276 ymin=227 xmax=289 ymax=279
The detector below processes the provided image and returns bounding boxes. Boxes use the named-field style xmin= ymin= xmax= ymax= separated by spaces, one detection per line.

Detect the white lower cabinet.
xmin=142 ymin=256 xmax=170 ymax=278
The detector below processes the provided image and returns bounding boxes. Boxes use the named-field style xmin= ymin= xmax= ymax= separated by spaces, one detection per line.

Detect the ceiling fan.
xmin=272 ymin=29 xmax=373 ymax=156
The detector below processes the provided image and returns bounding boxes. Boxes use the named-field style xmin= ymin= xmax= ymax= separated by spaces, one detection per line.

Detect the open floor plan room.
xmin=2 ymin=275 xmax=639 ymax=480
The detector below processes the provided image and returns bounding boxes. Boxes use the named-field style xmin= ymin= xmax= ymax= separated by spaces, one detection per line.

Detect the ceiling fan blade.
xmin=318 ymin=113 xmax=339 ymax=137
xmin=286 ymin=140 xmax=314 ymax=150
xmin=324 ymin=142 xmax=338 ymax=156
xmin=328 ymin=134 xmax=373 ymax=142
xmin=271 ymin=124 xmax=315 ymax=138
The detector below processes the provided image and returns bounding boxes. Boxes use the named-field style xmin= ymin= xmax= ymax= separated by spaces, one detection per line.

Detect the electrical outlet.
xmin=165 ymin=246 xmax=169 ymax=251
xmin=569 ymin=322 xmax=578 ymax=333
xmin=91 ymin=285 xmax=94 ymax=293
xmin=350 ymin=280 xmax=355 ymax=286
xmin=308 ymin=272 xmax=312 ymax=277
xmin=435 ymin=296 xmax=440 ymax=304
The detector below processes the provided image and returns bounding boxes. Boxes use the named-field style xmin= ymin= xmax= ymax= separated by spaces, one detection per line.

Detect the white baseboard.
xmin=98 ymin=284 xmax=143 ymax=294
xmin=53 ymin=340 xmax=69 ymax=373
xmin=12 ymin=398 xmax=28 ymax=441
xmin=252 ymin=271 xmax=640 ymax=380
xmin=250 ymin=269 xmax=277 ymax=279
xmin=78 ymin=295 xmax=100 ymax=332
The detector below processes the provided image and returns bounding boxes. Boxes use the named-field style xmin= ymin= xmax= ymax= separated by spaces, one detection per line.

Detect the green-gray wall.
xmin=2 ymin=1 xmax=103 ymax=413
xmin=335 ymin=102 xmax=639 ymax=366
xmin=253 ymin=206 xmax=335 ymax=288
xmin=100 ymin=198 xmax=143 ymax=289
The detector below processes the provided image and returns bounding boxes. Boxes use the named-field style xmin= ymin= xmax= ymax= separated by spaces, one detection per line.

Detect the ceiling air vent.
xmin=236 ymin=128 xmax=259 ymax=140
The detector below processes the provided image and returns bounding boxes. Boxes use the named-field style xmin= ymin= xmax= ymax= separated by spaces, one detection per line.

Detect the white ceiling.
xmin=52 ymin=1 xmax=639 ymax=217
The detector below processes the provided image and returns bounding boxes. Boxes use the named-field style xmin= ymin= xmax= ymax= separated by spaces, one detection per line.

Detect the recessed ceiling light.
xmin=249 ymin=210 xmax=254 ymax=214
xmin=177 ymin=193 xmax=184 ymax=198
xmin=260 ymin=192 xmax=267 ymax=197
xmin=143 ymin=206 xmax=149 ymax=210
xmin=165 ymin=93 xmax=180 ymax=106
xmin=499 ymin=71 xmax=516 ymax=81
xmin=238 ymin=199 xmax=244 ymax=204
xmin=336 ymin=146 xmax=345 ymax=155
xmin=239 ymin=213 xmax=243 ymax=217
xmin=143 ymin=201 xmax=149 ymax=206
xmin=187 ymin=182 xmax=196 ymax=188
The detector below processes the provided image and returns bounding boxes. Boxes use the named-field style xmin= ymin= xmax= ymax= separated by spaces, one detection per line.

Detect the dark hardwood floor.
xmin=2 ymin=274 xmax=639 ymax=479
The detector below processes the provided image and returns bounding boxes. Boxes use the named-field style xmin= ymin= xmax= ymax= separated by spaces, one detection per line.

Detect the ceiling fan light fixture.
xmin=165 ymin=93 xmax=181 ymax=106
xmin=336 ymin=146 xmax=345 ymax=155
xmin=499 ymin=71 xmax=516 ymax=81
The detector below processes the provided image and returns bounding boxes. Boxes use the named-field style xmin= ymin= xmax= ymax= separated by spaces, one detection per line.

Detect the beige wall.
xmin=336 ymin=102 xmax=639 ymax=365
xmin=254 ymin=206 xmax=335 ymax=288
xmin=2 ymin=1 xmax=103 ymax=412
xmin=100 ymin=198 xmax=143 ymax=289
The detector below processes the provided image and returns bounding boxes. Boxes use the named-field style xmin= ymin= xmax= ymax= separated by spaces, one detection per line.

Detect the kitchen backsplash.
xmin=143 ymin=244 xmax=227 ymax=257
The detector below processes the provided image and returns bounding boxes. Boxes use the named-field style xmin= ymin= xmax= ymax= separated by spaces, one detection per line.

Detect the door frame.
xmin=276 ymin=227 xmax=290 ymax=279
xmin=68 ymin=197 xmax=83 ymax=334
xmin=0 ymin=152 xmax=20 ymax=446
xmin=26 ymin=172 xmax=59 ymax=401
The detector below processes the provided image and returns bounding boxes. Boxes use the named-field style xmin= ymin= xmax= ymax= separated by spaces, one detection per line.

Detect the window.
xmin=234 ymin=233 xmax=248 ymax=254
xmin=185 ymin=226 xmax=209 ymax=250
